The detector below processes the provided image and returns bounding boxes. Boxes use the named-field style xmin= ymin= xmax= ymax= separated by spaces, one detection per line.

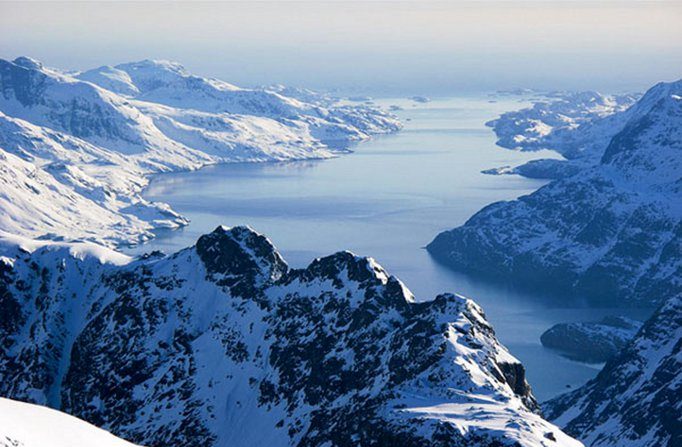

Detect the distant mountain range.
xmin=484 ymin=90 xmax=639 ymax=179
xmin=0 ymin=57 xmax=400 ymax=247
xmin=2 ymin=55 xmax=678 ymax=447
xmin=0 ymin=226 xmax=581 ymax=447
xmin=428 ymin=79 xmax=682 ymax=307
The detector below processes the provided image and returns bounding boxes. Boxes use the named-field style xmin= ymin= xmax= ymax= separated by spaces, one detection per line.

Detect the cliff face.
xmin=0 ymin=226 xmax=580 ymax=447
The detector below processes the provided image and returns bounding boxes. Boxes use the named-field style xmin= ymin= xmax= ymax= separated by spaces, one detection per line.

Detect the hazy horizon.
xmin=1 ymin=1 xmax=681 ymax=95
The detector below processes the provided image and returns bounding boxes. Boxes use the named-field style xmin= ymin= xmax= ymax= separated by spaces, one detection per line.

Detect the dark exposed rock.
xmin=428 ymin=79 xmax=682 ymax=307
xmin=544 ymin=295 xmax=682 ymax=447
xmin=0 ymin=227 xmax=578 ymax=447
xmin=540 ymin=316 xmax=642 ymax=363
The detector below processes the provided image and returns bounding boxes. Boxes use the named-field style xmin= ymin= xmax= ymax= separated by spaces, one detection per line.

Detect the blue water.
xmin=126 ymin=96 xmax=647 ymax=401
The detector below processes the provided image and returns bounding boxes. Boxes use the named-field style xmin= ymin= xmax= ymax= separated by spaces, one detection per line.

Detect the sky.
xmin=1 ymin=1 xmax=681 ymax=95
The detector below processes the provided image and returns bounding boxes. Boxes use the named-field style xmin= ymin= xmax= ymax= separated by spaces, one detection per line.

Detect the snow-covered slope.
xmin=1 ymin=57 xmax=155 ymax=155
xmin=0 ymin=397 xmax=141 ymax=447
xmin=487 ymin=91 xmax=638 ymax=158
xmin=544 ymin=295 xmax=681 ymax=447
xmin=485 ymin=90 xmax=639 ymax=179
xmin=0 ymin=148 xmax=168 ymax=244
xmin=0 ymin=111 xmax=188 ymax=245
xmin=0 ymin=57 xmax=400 ymax=247
xmin=428 ymin=79 xmax=682 ymax=306
xmin=0 ymin=226 xmax=580 ymax=447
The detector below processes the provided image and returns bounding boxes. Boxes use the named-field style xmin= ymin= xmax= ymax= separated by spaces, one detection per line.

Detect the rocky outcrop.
xmin=540 ymin=316 xmax=642 ymax=363
xmin=0 ymin=226 xmax=581 ymax=447
xmin=544 ymin=295 xmax=681 ymax=447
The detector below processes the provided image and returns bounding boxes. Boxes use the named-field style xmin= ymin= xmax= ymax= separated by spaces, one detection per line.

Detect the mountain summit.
xmin=428 ymin=79 xmax=682 ymax=306
xmin=0 ymin=226 xmax=580 ymax=447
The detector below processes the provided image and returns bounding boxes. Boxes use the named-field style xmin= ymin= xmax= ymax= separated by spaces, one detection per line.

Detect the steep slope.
xmin=540 ymin=316 xmax=642 ymax=363
xmin=0 ymin=56 xmax=164 ymax=155
xmin=544 ymin=295 xmax=682 ymax=447
xmin=0 ymin=226 xmax=580 ymax=447
xmin=0 ymin=57 xmax=400 ymax=246
xmin=0 ymin=110 xmax=190 ymax=244
xmin=0 ymin=148 xmax=179 ymax=244
xmin=485 ymin=90 xmax=639 ymax=179
xmin=0 ymin=397 xmax=141 ymax=447
xmin=428 ymin=79 xmax=682 ymax=306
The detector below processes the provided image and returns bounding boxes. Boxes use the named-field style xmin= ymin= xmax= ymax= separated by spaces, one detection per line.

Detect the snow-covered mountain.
xmin=485 ymin=90 xmax=639 ymax=179
xmin=0 ymin=226 xmax=580 ymax=447
xmin=544 ymin=295 xmax=681 ymax=447
xmin=0 ymin=110 xmax=189 ymax=245
xmin=428 ymin=79 xmax=682 ymax=307
xmin=488 ymin=90 xmax=638 ymax=158
xmin=0 ymin=57 xmax=400 ymax=247
xmin=0 ymin=397 xmax=141 ymax=447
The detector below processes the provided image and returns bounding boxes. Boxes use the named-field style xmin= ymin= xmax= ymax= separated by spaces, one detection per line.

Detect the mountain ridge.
xmin=0 ymin=57 xmax=401 ymax=248
xmin=0 ymin=225 xmax=581 ymax=447
xmin=428 ymin=78 xmax=682 ymax=306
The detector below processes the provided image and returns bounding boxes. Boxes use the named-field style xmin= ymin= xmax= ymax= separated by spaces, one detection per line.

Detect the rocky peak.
xmin=294 ymin=250 xmax=386 ymax=284
xmin=284 ymin=250 xmax=416 ymax=314
xmin=195 ymin=226 xmax=288 ymax=299
xmin=12 ymin=56 xmax=44 ymax=70
xmin=0 ymin=228 xmax=580 ymax=447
